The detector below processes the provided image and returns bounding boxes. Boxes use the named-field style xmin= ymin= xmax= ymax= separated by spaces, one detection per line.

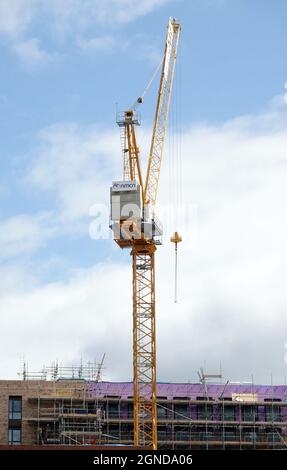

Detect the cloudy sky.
xmin=0 ymin=0 xmax=287 ymax=384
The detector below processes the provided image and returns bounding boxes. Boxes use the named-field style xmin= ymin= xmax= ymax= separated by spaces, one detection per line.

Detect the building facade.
xmin=1 ymin=379 xmax=287 ymax=449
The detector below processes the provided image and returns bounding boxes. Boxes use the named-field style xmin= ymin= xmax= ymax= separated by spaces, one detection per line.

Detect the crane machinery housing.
xmin=110 ymin=18 xmax=181 ymax=450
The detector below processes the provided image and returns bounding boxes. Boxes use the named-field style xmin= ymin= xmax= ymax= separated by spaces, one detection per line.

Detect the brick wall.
xmin=0 ymin=380 xmax=87 ymax=445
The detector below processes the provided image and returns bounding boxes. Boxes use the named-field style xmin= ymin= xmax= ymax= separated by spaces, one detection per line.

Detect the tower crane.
xmin=110 ymin=18 xmax=181 ymax=450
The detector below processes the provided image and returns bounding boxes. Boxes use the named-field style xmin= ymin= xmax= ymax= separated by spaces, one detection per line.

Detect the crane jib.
xmin=144 ymin=18 xmax=181 ymax=211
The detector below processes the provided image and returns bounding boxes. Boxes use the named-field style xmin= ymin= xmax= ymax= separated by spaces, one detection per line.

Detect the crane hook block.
xmin=170 ymin=232 xmax=182 ymax=303
xmin=170 ymin=231 xmax=182 ymax=244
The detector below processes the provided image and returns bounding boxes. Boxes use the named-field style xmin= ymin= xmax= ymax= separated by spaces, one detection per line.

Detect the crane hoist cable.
xmin=170 ymin=231 xmax=182 ymax=303
xmin=170 ymin=39 xmax=183 ymax=303
xmin=132 ymin=57 xmax=164 ymax=110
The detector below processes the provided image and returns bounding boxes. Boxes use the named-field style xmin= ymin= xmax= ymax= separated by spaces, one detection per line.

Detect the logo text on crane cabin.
xmin=112 ymin=181 xmax=137 ymax=191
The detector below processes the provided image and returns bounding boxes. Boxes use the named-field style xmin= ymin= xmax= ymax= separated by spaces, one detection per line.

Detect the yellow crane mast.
xmin=110 ymin=18 xmax=181 ymax=450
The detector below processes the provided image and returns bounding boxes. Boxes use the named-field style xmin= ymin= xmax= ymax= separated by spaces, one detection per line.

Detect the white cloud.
xmin=77 ymin=32 xmax=161 ymax=64
xmin=155 ymin=107 xmax=287 ymax=383
xmin=0 ymin=0 xmax=170 ymax=65
xmin=0 ymin=0 xmax=37 ymax=38
xmin=0 ymin=0 xmax=170 ymax=39
xmin=0 ymin=262 xmax=132 ymax=379
xmin=0 ymin=212 xmax=56 ymax=258
xmin=12 ymin=38 xmax=54 ymax=66
xmin=92 ymin=0 xmax=170 ymax=25
xmin=2 ymin=104 xmax=287 ymax=383
xmin=0 ymin=263 xmax=38 ymax=295
xmin=77 ymin=35 xmax=116 ymax=54
xmin=27 ymin=123 xmax=120 ymax=220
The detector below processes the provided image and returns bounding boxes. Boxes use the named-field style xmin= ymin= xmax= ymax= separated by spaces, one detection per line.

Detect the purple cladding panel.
xmin=87 ymin=382 xmax=287 ymax=401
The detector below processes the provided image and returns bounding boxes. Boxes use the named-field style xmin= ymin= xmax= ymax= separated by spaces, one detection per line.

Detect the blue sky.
xmin=1 ymin=0 xmax=287 ymax=262
xmin=1 ymin=0 xmax=287 ymax=383
xmin=1 ymin=0 xmax=287 ymax=134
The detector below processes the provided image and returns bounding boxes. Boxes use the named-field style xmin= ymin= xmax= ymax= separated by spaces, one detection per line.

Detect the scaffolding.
xmin=19 ymin=359 xmax=104 ymax=382
xmin=24 ymin=391 xmax=287 ymax=449
xmin=21 ymin=360 xmax=106 ymax=446
xmin=36 ymin=399 xmax=104 ymax=446
xmin=19 ymin=364 xmax=287 ymax=449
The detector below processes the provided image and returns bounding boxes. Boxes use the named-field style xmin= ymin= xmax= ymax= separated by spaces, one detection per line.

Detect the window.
xmin=121 ymin=423 xmax=133 ymax=441
xmin=103 ymin=395 xmax=120 ymax=399
xmin=157 ymin=427 xmax=167 ymax=441
xmin=197 ymin=404 xmax=213 ymax=420
xmin=267 ymin=432 xmax=281 ymax=443
xmin=242 ymin=405 xmax=258 ymax=422
xmin=196 ymin=397 xmax=213 ymax=420
xmin=243 ymin=431 xmax=257 ymax=442
xmin=264 ymin=399 xmax=281 ymax=422
xmin=196 ymin=396 xmax=213 ymax=401
xmin=221 ymin=406 xmax=236 ymax=421
xmin=157 ymin=406 xmax=166 ymax=419
xmin=9 ymin=397 xmax=22 ymax=420
xmin=176 ymin=431 xmax=189 ymax=441
xmin=8 ymin=429 xmax=21 ymax=445
xmin=199 ymin=431 xmax=214 ymax=442
xmin=174 ymin=404 xmax=189 ymax=420
xmin=224 ymin=430 xmax=236 ymax=441
xmin=157 ymin=397 xmax=168 ymax=419
xmin=109 ymin=425 xmax=120 ymax=438
xmin=88 ymin=401 xmax=98 ymax=413
xmin=107 ymin=402 xmax=119 ymax=418
xmin=127 ymin=403 xmax=133 ymax=418
xmin=265 ymin=405 xmax=281 ymax=422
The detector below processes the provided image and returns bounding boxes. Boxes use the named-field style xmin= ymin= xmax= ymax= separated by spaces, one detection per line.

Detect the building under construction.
xmin=1 ymin=364 xmax=287 ymax=449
